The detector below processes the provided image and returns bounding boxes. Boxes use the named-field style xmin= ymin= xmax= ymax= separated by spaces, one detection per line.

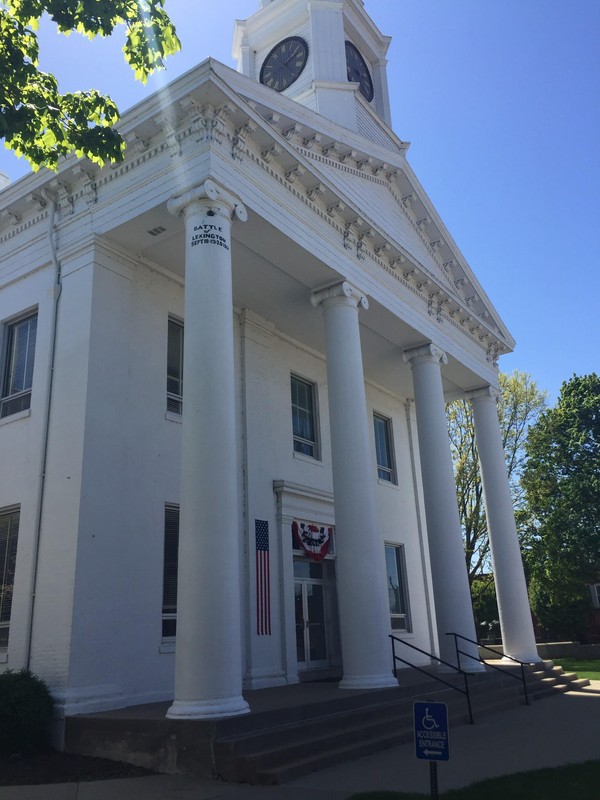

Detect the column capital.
xmin=168 ymin=179 xmax=247 ymax=223
xmin=402 ymin=342 xmax=448 ymax=366
xmin=311 ymin=281 xmax=369 ymax=311
xmin=466 ymin=385 xmax=500 ymax=403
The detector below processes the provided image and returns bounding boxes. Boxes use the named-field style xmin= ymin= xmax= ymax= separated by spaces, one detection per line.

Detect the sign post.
xmin=414 ymin=701 xmax=449 ymax=799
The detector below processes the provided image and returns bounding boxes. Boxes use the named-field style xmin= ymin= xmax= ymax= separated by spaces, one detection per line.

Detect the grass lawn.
xmin=556 ymin=658 xmax=600 ymax=681
xmin=347 ymin=759 xmax=600 ymax=799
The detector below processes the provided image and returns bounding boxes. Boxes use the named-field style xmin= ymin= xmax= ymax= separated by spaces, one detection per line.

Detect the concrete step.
xmin=568 ymin=677 xmax=591 ymax=689
xmin=553 ymin=671 xmax=591 ymax=688
xmin=257 ymin=727 xmax=416 ymax=785
xmin=532 ymin=661 xmax=591 ymax=688
xmin=231 ymin=714 xmax=416 ymax=783
xmin=216 ymin=674 xmax=531 ymax=784
xmin=220 ymin=675 xmax=507 ymax=755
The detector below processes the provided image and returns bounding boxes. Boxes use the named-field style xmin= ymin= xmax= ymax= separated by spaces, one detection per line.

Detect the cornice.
xmin=0 ymin=203 xmax=48 ymax=246
xmin=273 ymin=480 xmax=334 ymax=506
xmin=343 ymin=0 xmax=393 ymax=56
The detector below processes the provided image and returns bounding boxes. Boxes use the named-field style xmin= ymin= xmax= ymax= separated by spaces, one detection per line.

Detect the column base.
xmin=502 ymin=652 xmax=542 ymax=665
xmin=338 ymin=673 xmax=398 ymax=690
xmin=438 ymin=660 xmax=487 ymax=674
xmin=459 ymin=660 xmax=487 ymax=673
xmin=166 ymin=696 xmax=250 ymax=720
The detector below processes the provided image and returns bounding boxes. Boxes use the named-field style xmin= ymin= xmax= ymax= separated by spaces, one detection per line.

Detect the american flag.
xmin=255 ymin=520 xmax=271 ymax=635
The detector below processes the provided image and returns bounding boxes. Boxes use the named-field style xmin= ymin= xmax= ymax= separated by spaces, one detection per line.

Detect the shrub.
xmin=0 ymin=669 xmax=54 ymax=755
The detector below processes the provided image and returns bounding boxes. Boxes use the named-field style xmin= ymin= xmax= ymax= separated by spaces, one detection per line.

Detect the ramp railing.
xmin=446 ymin=632 xmax=532 ymax=705
xmin=390 ymin=635 xmax=474 ymax=724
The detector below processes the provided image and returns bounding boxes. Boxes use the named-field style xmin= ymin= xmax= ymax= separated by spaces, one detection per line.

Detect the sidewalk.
xmin=2 ymin=682 xmax=599 ymax=799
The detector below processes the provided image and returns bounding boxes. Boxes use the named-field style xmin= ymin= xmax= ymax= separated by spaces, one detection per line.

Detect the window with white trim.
xmin=373 ymin=413 xmax=396 ymax=483
xmin=1 ymin=312 xmax=37 ymax=419
xmin=385 ymin=544 xmax=410 ymax=632
xmin=291 ymin=374 xmax=319 ymax=458
xmin=167 ymin=317 xmax=183 ymax=414
xmin=0 ymin=507 xmax=19 ymax=650
xmin=162 ymin=504 xmax=179 ymax=638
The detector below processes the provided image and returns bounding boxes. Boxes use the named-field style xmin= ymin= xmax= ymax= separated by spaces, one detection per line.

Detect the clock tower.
xmin=233 ymin=0 xmax=392 ymax=132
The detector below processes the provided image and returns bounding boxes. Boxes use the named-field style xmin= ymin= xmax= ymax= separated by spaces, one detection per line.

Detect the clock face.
xmin=345 ymin=41 xmax=374 ymax=102
xmin=260 ymin=36 xmax=309 ymax=92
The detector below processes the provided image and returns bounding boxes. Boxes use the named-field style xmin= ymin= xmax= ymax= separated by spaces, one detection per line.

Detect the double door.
xmin=294 ymin=560 xmax=329 ymax=670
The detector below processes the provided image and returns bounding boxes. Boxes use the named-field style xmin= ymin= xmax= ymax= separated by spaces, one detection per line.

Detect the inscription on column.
xmin=191 ymin=222 xmax=230 ymax=251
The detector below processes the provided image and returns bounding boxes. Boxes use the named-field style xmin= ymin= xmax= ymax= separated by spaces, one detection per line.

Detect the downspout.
xmin=25 ymin=189 xmax=61 ymax=669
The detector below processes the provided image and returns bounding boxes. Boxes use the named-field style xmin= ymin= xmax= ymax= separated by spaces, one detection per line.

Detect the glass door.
xmin=294 ymin=561 xmax=329 ymax=670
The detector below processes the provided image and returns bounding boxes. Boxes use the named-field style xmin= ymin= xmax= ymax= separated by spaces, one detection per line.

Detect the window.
xmin=374 ymin=413 xmax=396 ymax=483
xmin=291 ymin=375 xmax=319 ymax=458
xmin=162 ymin=504 xmax=179 ymax=638
xmin=0 ymin=507 xmax=19 ymax=650
xmin=167 ymin=318 xmax=183 ymax=414
xmin=1 ymin=313 xmax=37 ymax=418
xmin=385 ymin=544 xmax=410 ymax=631
xmin=591 ymin=584 xmax=600 ymax=609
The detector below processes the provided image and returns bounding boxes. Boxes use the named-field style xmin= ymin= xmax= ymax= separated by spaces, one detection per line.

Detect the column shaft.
xmin=403 ymin=345 xmax=482 ymax=670
xmin=468 ymin=388 xmax=540 ymax=662
xmin=313 ymin=282 xmax=397 ymax=689
xmin=166 ymin=181 xmax=250 ymax=719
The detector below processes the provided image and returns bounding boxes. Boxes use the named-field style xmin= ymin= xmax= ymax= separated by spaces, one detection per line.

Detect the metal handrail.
xmin=390 ymin=635 xmax=474 ymax=724
xmin=446 ymin=632 xmax=532 ymax=705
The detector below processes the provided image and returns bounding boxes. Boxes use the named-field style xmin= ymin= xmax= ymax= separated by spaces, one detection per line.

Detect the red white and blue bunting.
xmin=292 ymin=520 xmax=333 ymax=562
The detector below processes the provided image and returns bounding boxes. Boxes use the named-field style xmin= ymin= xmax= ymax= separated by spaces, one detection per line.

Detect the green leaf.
xmin=0 ymin=0 xmax=180 ymax=170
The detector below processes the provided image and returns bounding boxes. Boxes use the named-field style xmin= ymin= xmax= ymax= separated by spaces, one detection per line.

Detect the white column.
xmin=403 ymin=344 xmax=483 ymax=670
xmin=312 ymin=282 xmax=397 ymax=690
xmin=467 ymin=386 xmax=541 ymax=663
xmin=166 ymin=180 xmax=250 ymax=719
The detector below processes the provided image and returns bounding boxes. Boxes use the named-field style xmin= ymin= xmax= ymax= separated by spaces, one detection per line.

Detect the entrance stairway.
xmin=212 ymin=661 xmax=588 ymax=784
xmin=64 ymin=660 xmax=589 ymax=785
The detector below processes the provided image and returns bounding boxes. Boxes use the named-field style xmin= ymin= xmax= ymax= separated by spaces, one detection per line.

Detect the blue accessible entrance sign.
xmin=414 ymin=701 xmax=450 ymax=761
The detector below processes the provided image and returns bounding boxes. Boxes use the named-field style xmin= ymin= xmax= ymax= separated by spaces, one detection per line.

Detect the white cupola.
xmin=233 ymin=0 xmax=392 ymax=132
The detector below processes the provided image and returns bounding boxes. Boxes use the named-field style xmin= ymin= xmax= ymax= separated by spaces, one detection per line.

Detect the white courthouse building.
xmin=0 ymin=0 xmax=540 ymax=721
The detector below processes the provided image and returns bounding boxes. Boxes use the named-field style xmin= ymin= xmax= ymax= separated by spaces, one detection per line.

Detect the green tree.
xmin=0 ymin=0 xmax=180 ymax=171
xmin=447 ymin=370 xmax=547 ymax=582
xmin=522 ymin=373 xmax=600 ymax=639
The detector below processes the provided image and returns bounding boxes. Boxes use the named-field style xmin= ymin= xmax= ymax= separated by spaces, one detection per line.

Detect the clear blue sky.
xmin=1 ymin=0 xmax=598 ymax=402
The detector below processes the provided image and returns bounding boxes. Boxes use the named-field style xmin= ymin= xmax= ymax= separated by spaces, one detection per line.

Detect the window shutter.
xmin=1 ymin=314 xmax=37 ymax=418
xmin=167 ymin=319 xmax=183 ymax=413
xmin=7 ymin=317 xmax=37 ymax=394
xmin=162 ymin=506 xmax=179 ymax=615
xmin=0 ymin=508 xmax=19 ymax=645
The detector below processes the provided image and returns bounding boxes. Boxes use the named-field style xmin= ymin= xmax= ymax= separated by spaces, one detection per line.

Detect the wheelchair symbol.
xmin=422 ymin=707 xmax=439 ymax=730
